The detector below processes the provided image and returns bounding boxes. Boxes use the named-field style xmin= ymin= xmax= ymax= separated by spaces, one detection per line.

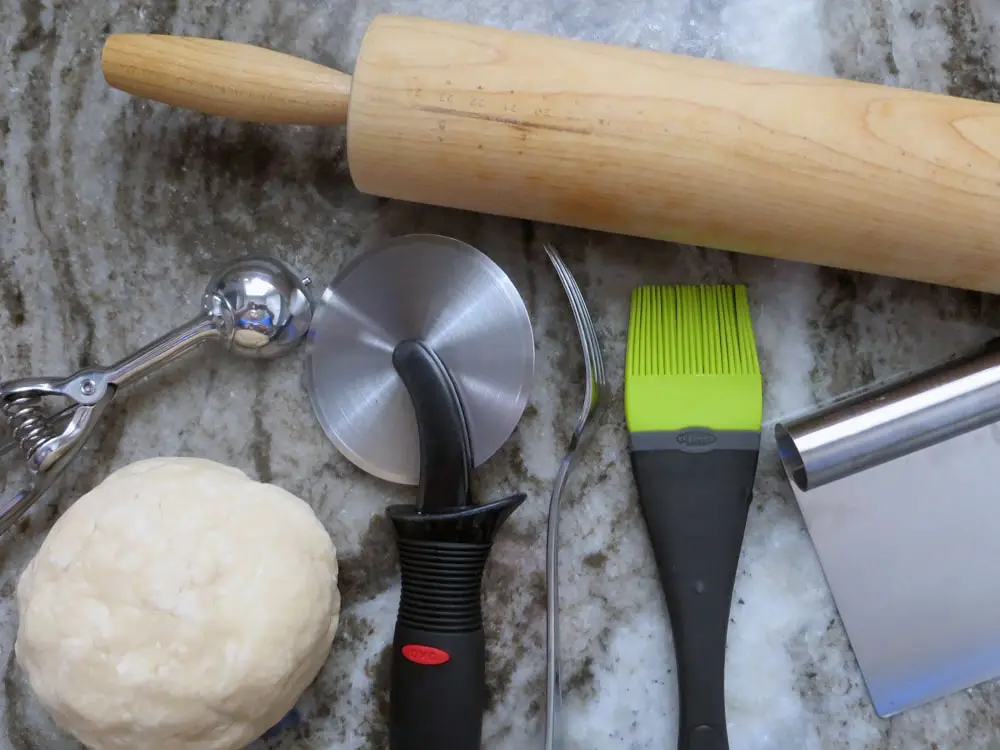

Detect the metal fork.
xmin=542 ymin=242 xmax=610 ymax=750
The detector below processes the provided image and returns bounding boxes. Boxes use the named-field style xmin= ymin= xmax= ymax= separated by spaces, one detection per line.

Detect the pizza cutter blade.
xmin=305 ymin=234 xmax=535 ymax=485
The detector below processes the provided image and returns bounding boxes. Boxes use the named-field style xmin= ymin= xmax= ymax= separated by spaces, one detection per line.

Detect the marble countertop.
xmin=3 ymin=0 xmax=1000 ymax=748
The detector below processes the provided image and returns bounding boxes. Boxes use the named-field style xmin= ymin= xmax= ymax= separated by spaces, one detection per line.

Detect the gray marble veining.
xmin=3 ymin=0 xmax=1000 ymax=748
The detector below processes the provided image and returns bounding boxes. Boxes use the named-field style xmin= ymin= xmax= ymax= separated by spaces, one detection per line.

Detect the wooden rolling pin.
xmin=101 ymin=14 xmax=1000 ymax=293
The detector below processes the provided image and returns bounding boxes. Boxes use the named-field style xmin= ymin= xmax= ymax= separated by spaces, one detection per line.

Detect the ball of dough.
xmin=14 ymin=457 xmax=340 ymax=750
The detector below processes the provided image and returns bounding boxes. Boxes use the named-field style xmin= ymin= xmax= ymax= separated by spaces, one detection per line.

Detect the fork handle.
xmin=544 ymin=458 xmax=572 ymax=750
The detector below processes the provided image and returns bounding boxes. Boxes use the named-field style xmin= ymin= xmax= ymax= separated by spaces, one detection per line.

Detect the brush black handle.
xmin=630 ymin=446 xmax=759 ymax=750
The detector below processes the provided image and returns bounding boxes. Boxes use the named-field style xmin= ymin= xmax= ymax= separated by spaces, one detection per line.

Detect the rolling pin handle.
xmin=100 ymin=33 xmax=352 ymax=126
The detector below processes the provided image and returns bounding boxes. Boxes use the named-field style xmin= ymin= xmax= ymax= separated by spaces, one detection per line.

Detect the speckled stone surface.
xmin=3 ymin=0 xmax=1000 ymax=748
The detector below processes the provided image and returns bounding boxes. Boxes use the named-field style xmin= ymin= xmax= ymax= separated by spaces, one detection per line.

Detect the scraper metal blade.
xmin=775 ymin=337 xmax=1000 ymax=717
xmin=305 ymin=234 xmax=535 ymax=485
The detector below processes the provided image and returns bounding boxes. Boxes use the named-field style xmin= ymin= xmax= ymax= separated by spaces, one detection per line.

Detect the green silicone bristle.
xmin=625 ymin=285 xmax=763 ymax=434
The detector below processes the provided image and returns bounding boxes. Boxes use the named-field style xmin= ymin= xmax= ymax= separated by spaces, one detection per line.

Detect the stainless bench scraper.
xmin=774 ymin=337 xmax=1000 ymax=718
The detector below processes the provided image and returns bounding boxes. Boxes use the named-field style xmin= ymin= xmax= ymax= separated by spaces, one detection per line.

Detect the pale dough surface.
xmin=13 ymin=457 xmax=341 ymax=750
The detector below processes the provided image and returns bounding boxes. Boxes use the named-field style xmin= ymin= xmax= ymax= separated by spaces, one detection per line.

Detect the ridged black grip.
xmin=630 ymin=447 xmax=759 ymax=750
xmin=390 ymin=539 xmax=493 ymax=750
xmin=396 ymin=539 xmax=492 ymax=631
xmin=385 ymin=494 xmax=525 ymax=750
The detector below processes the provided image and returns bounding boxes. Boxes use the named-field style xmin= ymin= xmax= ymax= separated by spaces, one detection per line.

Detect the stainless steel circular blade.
xmin=305 ymin=234 xmax=535 ymax=485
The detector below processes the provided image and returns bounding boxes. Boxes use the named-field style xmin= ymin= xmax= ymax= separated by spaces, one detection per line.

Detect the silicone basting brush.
xmin=625 ymin=284 xmax=763 ymax=750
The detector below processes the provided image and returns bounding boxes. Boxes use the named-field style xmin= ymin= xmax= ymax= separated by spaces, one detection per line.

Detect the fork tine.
xmin=544 ymin=247 xmax=590 ymax=339
xmin=544 ymin=244 xmax=594 ymax=433
xmin=543 ymin=243 xmax=608 ymax=437
xmin=567 ymin=284 xmax=597 ymax=374
xmin=573 ymin=289 xmax=602 ymax=376
xmin=544 ymin=245 xmax=581 ymax=322
xmin=563 ymin=289 xmax=598 ymax=380
xmin=545 ymin=244 xmax=605 ymax=385
xmin=544 ymin=244 xmax=594 ymax=371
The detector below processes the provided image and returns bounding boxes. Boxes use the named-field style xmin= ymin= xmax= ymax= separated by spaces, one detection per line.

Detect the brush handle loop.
xmin=629 ymin=445 xmax=759 ymax=750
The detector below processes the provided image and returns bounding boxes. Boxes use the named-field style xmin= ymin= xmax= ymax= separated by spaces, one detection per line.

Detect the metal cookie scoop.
xmin=0 ymin=256 xmax=315 ymax=535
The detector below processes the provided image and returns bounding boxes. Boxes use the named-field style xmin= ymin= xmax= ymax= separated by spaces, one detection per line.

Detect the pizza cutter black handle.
xmin=386 ymin=338 xmax=526 ymax=749
xmin=391 ymin=338 xmax=473 ymax=513
xmin=390 ymin=619 xmax=484 ymax=750
xmin=386 ymin=497 xmax=526 ymax=750
xmin=390 ymin=541 xmax=485 ymax=750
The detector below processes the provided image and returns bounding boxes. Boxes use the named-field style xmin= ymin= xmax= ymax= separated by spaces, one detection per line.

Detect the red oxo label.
xmin=402 ymin=644 xmax=451 ymax=666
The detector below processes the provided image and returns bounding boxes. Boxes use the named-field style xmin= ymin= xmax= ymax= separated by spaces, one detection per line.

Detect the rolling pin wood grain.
xmin=101 ymin=14 xmax=1000 ymax=293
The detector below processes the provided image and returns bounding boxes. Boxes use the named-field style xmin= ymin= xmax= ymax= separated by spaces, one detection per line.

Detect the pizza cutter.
xmin=305 ymin=234 xmax=535 ymax=750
